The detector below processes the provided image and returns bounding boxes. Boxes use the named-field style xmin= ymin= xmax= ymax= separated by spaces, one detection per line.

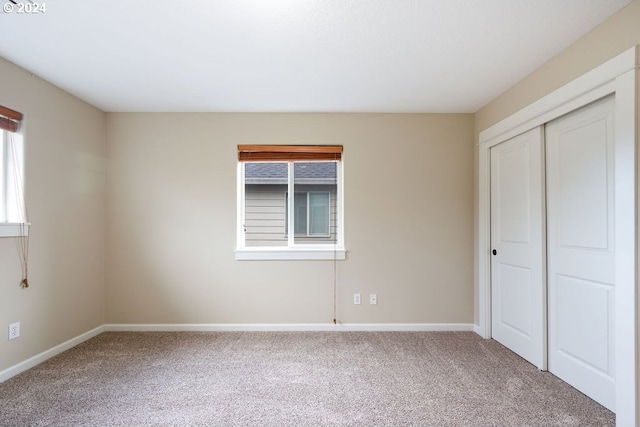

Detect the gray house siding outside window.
xmin=244 ymin=162 xmax=337 ymax=246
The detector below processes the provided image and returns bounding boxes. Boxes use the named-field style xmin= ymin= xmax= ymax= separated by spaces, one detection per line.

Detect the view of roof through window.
xmin=245 ymin=162 xmax=337 ymax=185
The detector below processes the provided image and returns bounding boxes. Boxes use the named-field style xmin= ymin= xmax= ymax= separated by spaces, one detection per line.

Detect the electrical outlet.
xmin=354 ymin=293 xmax=361 ymax=305
xmin=370 ymin=294 xmax=377 ymax=305
xmin=8 ymin=322 xmax=20 ymax=340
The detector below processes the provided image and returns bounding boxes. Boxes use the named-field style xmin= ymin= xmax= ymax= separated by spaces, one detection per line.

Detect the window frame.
xmin=236 ymin=159 xmax=345 ymax=261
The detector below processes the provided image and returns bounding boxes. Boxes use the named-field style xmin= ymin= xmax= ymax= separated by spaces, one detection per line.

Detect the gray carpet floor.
xmin=0 ymin=331 xmax=614 ymax=426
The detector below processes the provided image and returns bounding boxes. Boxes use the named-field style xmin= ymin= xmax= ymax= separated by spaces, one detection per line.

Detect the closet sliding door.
xmin=546 ymin=95 xmax=616 ymax=411
xmin=490 ymin=126 xmax=545 ymax=369
xmin=481 ymin=48 xmax=636 ymax=424
xmin=490 ymin=96 xmax=617 ymax=410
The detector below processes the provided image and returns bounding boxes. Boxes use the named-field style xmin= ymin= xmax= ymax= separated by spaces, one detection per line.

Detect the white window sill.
xmin=0 ymin=223 xmax=30 ymax=238
xmin=235 ymin=247 xmax=346 ymax=261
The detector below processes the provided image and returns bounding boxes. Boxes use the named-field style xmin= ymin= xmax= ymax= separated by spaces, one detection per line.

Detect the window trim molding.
xmin=236 ymin=155 xmax=345 ymax=261
xmin=0 ymin=222 xmax=29 ymax=238
xmin=235 ymin=247 xmax=346 ymax=261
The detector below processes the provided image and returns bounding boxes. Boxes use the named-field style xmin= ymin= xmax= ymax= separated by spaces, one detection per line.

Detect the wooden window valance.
xmin=0 ymin=105 xmax=23 ymax=133
xmin=238 ymin=145 xmax=342 ymax=162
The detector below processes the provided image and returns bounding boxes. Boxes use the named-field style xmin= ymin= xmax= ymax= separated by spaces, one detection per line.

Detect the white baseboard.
xmin=0 ymin=325 xmax=104 ymax=384
xmin=104 ymin=323 xmax=475 ymax=332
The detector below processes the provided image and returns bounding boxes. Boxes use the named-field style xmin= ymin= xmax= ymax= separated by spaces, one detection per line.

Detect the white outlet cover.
xmin=354 ymin=293 xmax=361 ymax=305
xmin=8 ymin=322 xmax=20 ymax=340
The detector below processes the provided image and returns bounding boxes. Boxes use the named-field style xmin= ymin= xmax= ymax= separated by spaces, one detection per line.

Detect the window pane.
xmin=294 ymin=162 xmax=336 ymax=244
xmin=243 ymin=162 xmax=287 ymax=247
xmin=293 ymin=192 xmax=307 ymax=235
xmin=5 ymin=132 xmax=24 ymax=223
xmin=309 ymin=193 xmax=330 ymax=235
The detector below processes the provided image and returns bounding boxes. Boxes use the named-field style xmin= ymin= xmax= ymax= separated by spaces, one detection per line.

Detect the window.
xmin=286 ymin=192 xmax=331 ymax=237
xmin=0 ymin=106 xmax=27 ymax=237
xmin=236 ymin=145 xmax=345 ymax=260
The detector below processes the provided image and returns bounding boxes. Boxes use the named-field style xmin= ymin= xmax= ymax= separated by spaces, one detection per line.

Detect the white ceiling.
xmin=0 ymin=0 xmax=631 ymax=113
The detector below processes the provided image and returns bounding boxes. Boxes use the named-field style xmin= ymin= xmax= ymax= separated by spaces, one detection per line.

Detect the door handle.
xmin=492 ymin=249 xmax=497 ymax=256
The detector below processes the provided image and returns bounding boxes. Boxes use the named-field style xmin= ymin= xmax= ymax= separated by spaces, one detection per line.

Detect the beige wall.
xmin=0 ymin=62 xmax=474 ymax=374
xmin=473 ymin=0 xmax=640 ymax=324
xmin=106 ymin=113 xmax=474 ymax=324
xmin=0 ymin=58 xmax=106 ymax=372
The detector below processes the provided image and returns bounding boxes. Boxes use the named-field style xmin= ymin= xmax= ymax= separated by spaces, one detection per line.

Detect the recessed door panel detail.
xmin=557 ymin=119 xmax=612 ymax=251
xmin=498 ymin=264 xmax=532 ymax=337
xmin=555 ymin=274 xmax=614 ymax=375
xmin=498 ymin=145 xmax=531 ymax=244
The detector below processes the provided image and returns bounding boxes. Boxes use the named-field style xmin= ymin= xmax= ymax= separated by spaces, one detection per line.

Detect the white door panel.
xmin=546 ymin=95 xmax=615 ymax=411
xmin=497 ymin=264 xmax=532 ymax=335
xmin=556 ymin=275 xmax=613 ymax=372
xmin=490 ymin=126 xmax=545 ymax=369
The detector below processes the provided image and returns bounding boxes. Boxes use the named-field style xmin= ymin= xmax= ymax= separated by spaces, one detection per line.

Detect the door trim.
xmin=477 ymin=47 xmax=637 ymax=426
